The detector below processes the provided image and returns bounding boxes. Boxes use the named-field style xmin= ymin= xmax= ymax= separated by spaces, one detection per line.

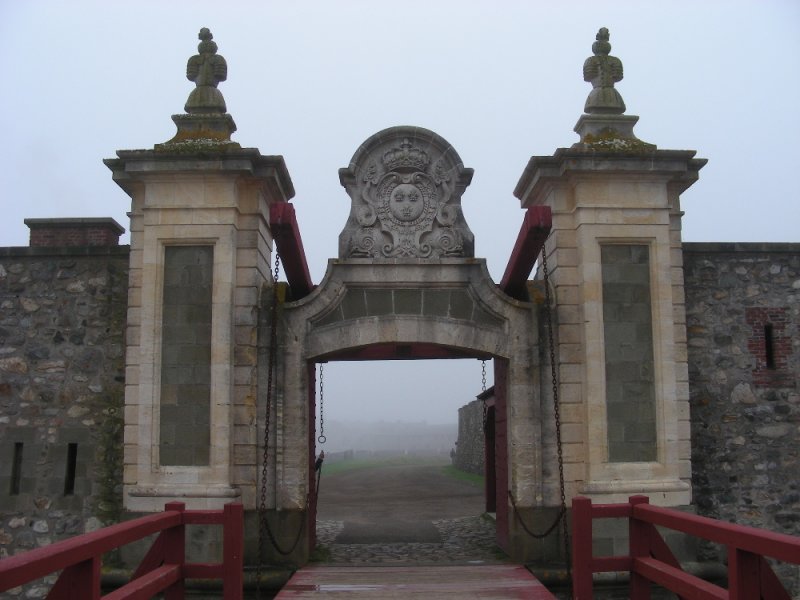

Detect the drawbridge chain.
xmin=256 ymin=252 xmax=319 ymax=598
xmin=507 ymin=242 xmax=572 ymax=595
xmin=318 ymin=364 xmax=326 ymax=445
xmin=480 ymin=359 xmax=488 ymax=432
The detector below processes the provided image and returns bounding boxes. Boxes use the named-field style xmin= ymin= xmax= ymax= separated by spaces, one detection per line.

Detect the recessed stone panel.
xmin=602 ymin=244 xmax=657 ymax=462
xmin=159 ymin=245 xmax=212 ymax=466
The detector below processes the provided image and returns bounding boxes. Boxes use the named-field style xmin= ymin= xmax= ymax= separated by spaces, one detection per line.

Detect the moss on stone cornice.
xmin=578 ymin=128 xmax=656 ymax=153
xmin=154 ymin=138 xmax=241 ymax=154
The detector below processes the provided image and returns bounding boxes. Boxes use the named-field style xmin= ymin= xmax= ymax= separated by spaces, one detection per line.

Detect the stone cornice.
xmin=514 ymin=147 xmax=707 ymax=208
xmin=104 ymin=147 xmax=295 ymax=203
xmin=0 ymin=245 xmax=130 ymax=258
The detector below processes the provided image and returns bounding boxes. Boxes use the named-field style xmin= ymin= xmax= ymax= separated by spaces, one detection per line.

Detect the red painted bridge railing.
xmin=0 ymin=501 xmax=243 ymax=600
xmin=572 ymin=495 xmax=800 ymax=599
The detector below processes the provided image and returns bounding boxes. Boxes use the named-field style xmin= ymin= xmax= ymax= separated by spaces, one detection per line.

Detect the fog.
xmin=314 ymin=359 xmax=491 ymax=431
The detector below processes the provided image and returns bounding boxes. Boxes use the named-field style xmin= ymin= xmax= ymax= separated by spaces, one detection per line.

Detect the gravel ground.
xmin=314 ymin=461 xmax=504 ymax=565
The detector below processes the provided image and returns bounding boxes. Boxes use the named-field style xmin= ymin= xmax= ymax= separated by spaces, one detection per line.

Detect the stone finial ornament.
xmin=184 ymin=28 xmax=228 ymax=114
xmin=157 ymin=28 xmax=238 ymax=149
xmin=582 ymin=27 xmax=626 ymax=115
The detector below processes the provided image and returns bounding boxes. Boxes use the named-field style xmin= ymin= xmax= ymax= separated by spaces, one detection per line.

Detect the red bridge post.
xmin=163 ymin=501 xmax=186 ymax=600
xmin=571 ymin=496 xmax=594 ymax=599
xmin=223 ymin=502 xmax=244 ymax=599
xmin=628 ymin=495 xmax=651 ymax=600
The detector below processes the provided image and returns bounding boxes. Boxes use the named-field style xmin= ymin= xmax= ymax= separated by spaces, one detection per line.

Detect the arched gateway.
xmin=109 ymin=28 xmax=702 ymax=570
xmin=269 ymin=126 xmax=544 ymax=561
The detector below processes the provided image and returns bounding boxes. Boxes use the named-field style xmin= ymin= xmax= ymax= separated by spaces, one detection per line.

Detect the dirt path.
xmin=316 ymin=460 xmax=485 ymax=544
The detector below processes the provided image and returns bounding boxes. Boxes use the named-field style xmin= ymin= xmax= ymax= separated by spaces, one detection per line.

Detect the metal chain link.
xmin=318 ymin=364 xmax=326 ymax=444
xmin=504 ymin=244 xmax=572 ymax=595
xmin=480 ymin=359 xmax=488 ymax=432
xmin=256 ymin=252 xmax=281 ymax=598
xmin=256 ymin=253 xmax=312 ymax=598
xmin=542 ymin=245 xmax=573 ymax=593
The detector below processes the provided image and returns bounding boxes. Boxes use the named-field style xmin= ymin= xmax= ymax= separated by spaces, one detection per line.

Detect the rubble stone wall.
xmin=684 ymin=242 xmax=799 ymax=591
xmin=0 ymin=246 xmax=128 ymax=584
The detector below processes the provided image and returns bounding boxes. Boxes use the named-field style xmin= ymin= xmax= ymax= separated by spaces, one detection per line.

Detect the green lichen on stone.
xmin=581 ymin=128 xmax=656 ymax=153
xmin=154 ymin=138 xmax=241 ymax=154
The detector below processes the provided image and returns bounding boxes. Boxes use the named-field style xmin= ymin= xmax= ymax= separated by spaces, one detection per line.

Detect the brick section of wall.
xmin=25 ymin=218 xmax=125 ymax=248
xmin=745 ymin=307 xmax=793 ymax=386
xmin=601 ymin=244 xmax=657 ymax=462
xmin=159 ymin=246 xmax=213 ymax=466
xmin=684 ymin=243 xmax=799 ymax=594
xmin=0 ymin=246 xmax=128 ymax=575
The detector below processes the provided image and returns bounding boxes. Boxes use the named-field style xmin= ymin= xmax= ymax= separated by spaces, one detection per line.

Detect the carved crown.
xmin=382 ymin=139 xmax=430 ymax=172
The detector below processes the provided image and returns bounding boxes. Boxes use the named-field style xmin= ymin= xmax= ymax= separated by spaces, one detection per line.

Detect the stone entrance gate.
xmin=271 ymin=126 xmax=542 ymax=560
xmin=106 ymin=28 xmax=704 ymax=567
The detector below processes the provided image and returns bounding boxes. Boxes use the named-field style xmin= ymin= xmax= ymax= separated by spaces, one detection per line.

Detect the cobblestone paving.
xmin=316 ymin=515 xmax=505 ymax=564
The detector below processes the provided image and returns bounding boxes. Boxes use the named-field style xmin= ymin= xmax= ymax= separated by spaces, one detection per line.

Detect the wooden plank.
xmin=222 ymin=502 xmax=244 ymax=600
xmin=499 ymin=206 xmax=552 ymax=300
xmin=571 ymin=496 xmax=594 ymax=599
xmin=634 ymin=558 xmax=726 ymax=600
xmin=270 ymin=202 xmax=314 ymax=299
xmin=276 ymin=565 xmax=556 ymax=598
xmin=102 ymin=565 xmax=181 ymax=600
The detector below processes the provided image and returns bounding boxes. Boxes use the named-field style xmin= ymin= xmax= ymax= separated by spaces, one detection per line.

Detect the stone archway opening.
xmin=268 ymin=126 xmax=541 ymax=564
xmin=307 ymin=353 xmax=505 ymax=563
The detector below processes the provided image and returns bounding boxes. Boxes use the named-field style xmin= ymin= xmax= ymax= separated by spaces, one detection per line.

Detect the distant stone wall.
xmin=455 ymin=399 xmax=484 ymax=475
xmin=0 ymin=246 xmax=128 ymax=577
xmin=684 ymin=243 xmax=799 ymax=591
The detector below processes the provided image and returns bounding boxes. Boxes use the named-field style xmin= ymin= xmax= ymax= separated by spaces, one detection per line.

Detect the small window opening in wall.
xmin=10 ymin=442 xmax=23 ymax=495
xmin=764 ymin=324 xmax=776 ymax=369
xmin=64 ymin=443 xmax=78 ymax=496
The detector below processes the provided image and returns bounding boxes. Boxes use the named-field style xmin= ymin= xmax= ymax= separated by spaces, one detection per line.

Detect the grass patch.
xmin=441 ymin=465 xmax=484 ymax=487
xmin=320 ymin=454 xmax=447 ymax=476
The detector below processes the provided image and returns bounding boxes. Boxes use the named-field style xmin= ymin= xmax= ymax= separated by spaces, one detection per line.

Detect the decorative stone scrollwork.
xmin=339 ymin=127 xmax=475 ymax=259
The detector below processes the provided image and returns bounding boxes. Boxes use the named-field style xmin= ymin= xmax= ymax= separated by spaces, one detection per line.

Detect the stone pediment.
xmin=338 ymin=126 xmax=474 ymax=260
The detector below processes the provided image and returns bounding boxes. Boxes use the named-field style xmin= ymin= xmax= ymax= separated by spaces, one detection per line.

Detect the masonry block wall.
xmin=454 ymin=398 xmax=484 ymax=476
xmin=0 ymin=246 xmax=128 ymax=565
xmin=159 ymin=246 xmax=213 ymax=466
xmin=601 ymin=244 xmax=657 ymax=462
xmin=684 ymin=242 xmax=799 ymax=591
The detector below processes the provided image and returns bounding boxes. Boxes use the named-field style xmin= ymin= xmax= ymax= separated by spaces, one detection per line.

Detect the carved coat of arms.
xmin=338 ymin=127 xmax=474 ymax=259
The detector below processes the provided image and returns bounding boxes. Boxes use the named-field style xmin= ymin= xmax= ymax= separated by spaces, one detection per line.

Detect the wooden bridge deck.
xmin=275 ymin=564 xmax=556 ymax=599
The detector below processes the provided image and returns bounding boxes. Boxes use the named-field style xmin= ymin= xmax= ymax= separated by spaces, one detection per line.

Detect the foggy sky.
xmin=1 ymin=1 xmax=798 ymax=425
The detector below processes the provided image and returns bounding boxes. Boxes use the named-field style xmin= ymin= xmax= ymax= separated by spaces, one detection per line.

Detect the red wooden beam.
xmin=571 ymin=496 xmax=594 ymax=600
xmin=102 ymin=566 xmax=182 ymax=600
xmin=0 ymin=512 xmax=179 ymax=591
xmin=222 ymin=502 xmax=244 ymax=598
xmin=0 ymin=503 xmax=244 ymax=599
xmin=270 ymin=203 xmax=314 ymax=299
xmin=499 ymin=206 xmax=552 ymax=301
xmin=633 ymin=558 xmax=726 ymax=600
xmin=318 ymin=342 xmax=493 ymax=362
xmin=634 ymin=503 xmax=800 ymax=563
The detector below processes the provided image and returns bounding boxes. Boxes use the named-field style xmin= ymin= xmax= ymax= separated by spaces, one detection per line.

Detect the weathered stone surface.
xmin=582 ymin=27 xmax=625 ymax=115
xmin=0 ymin=247 xmax=127 ymax=580
xmin=685 ymin=243 xmax=799 ymax=590
xmin=184 ymin=28 xmax=228 ymax=114
xmin=338 ymin=127 xmax=475 ymax=260
xmin=454 ymin=398 xmax=484 ymax=476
